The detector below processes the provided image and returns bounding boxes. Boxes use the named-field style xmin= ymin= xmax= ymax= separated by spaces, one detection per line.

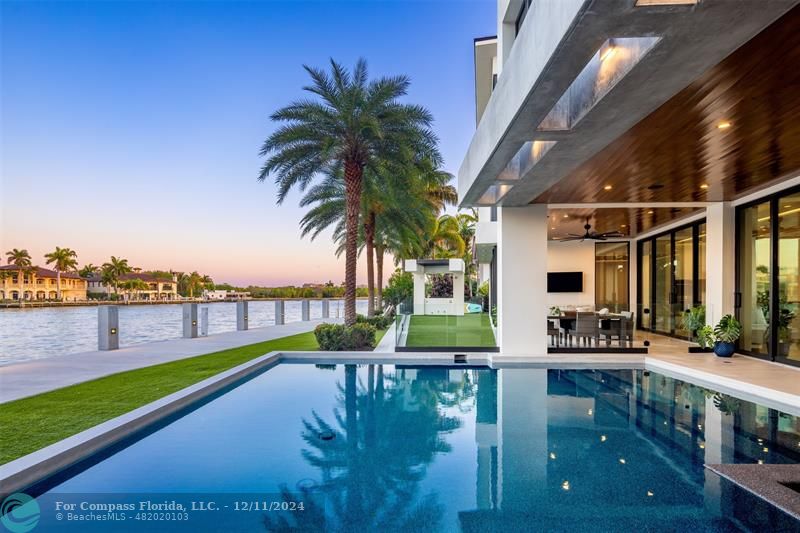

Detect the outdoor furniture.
xmin=566 ymin=311 xmax=600 ymax=347
xmin=548 ymin=319 xmax=561 ymax=346
xmin=600 ymin=312 xmax=635 ymax=348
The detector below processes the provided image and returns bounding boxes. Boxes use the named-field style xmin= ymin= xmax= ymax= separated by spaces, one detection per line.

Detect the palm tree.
xmin=120 ymin=278 xmax=149 ymax=301
xmin=101 ymin=256 xmax=133 ymax=296
xmin=44 ymin=247 xmax=78 ymax=300
xmin=258 ymin=58 xmax=440 ymax=326
xmin=5 ymin=248 xmax=32 ymax=267
xmin=422 ymin=215 xmax=466 ymax=259
xmin=179 ymin=271 xmax=204 ymax=298
xmin=78 ymin=264 xmax=99 ymax=278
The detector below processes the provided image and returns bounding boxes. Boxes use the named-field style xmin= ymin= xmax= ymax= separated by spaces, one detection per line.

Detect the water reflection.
xmin=270 ymin=366 xmax=800 ymax=532
xmin=265 ymin=365 xmax=475 ymax=532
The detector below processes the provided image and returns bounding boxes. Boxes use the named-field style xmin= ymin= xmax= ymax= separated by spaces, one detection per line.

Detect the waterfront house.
xmin=0 ymin=265 xmax=88 ymax=301
xmin=86 ymin=271 xmax=179 ymax=301
xmin=460 ymin=0 xmax=800 ymax=367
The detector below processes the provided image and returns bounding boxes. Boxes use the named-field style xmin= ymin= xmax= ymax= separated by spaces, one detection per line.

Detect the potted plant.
xmin=682 ymin=305 xmax=709 ymax=352
xmin=549 ymin=306 xmax=562 ymax=316
xmin=712 ymin=314 xmax=742 ymax=358
xmin=696 ymin=325 xmax=715 ymax=351
xmin=777 ymin=306 xmax=796 ymax=357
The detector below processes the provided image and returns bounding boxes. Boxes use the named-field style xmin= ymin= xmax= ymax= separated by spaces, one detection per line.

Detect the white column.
xmin=498 ymin=204 xmax=548 ymax=354
xmin=413 ymin=271 xmax=426 ymax=315
xmin=274 ymin=300 xmax=285 ymax=325
xmin=452 ymin=272 xmax=465 ymax=316
xmin=705 ymin=203 xmax=736 ymax=325
xmin=321 ymin=299 xmax=330 ymax=319
xmin=301 ymin=299 xmax=310 ymax=321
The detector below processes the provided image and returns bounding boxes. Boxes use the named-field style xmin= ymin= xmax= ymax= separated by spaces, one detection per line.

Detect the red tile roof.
xmin=0 ymin=265 xmax=83 ymax=279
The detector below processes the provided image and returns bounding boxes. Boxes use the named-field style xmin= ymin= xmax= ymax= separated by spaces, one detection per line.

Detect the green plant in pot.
xmin=696 ymin=325 xmax=714 ymax=350
xmin=681 ymin=305 xmax=706 ymax=345
xmin=712 ymin=314 xmax=742 ymax=358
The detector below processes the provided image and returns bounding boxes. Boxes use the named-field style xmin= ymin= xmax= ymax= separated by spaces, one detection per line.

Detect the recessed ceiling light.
xmin=700 ymin=184 xmax=709 ymax=189
xmin=784 ymin=205 xmax=791 ymax=208
xmin=563 ymin=214 xmax=569 ymax=218
xmin=717 ymin=121 xmax=732 ymax=130
xmin=551 ymin=227 xmax=556 ymax=230
xmin=647 ymin=210 xmax=654 ymax=214
xmin=604 ymin=185 xmax=613 ymax=191
xmin=620 ymin=224 xmax=626 ymax=228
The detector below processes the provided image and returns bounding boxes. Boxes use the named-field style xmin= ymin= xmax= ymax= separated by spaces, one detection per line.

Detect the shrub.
xmin=383 ymin=269 xmax=413 ymax=307
xmin=315 ymin=323 xmax=377 ymax=351
xmin=356 ymin=313 xmax=392 ymax=330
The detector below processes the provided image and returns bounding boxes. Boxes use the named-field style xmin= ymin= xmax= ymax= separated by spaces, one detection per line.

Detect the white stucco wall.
xmin=546 ymin=240 xmax=596 ymax=309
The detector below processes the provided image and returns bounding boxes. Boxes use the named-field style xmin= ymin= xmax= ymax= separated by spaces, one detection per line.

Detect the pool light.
xmin=619 ymin=458 xmax=626 ymax=465
xmin=600 ymin=435 xmax=607 ymax=442
xmin=646 ymin=491 xmax=654 ymax=497
xmin=561 ymin=481 xmax=571 ymax=491
xmin=549 ymin=452 xmax=557 ymax=460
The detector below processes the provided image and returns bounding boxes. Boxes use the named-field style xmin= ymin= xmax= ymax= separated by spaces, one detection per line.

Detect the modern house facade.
xmin=463 ymin=0 xmax=800 ymax=366
xmin=0 ymin=265 xmax=88 ymax=301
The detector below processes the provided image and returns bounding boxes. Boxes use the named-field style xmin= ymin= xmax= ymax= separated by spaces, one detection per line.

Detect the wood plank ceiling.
xmin=535 ymin=5 xmax=800 ymax=206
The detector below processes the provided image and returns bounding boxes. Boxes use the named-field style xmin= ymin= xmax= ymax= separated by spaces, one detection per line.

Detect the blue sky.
xmin=1 ymin=0 xmax=494 ymax=286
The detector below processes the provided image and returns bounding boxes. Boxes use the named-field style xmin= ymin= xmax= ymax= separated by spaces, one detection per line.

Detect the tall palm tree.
xmin=258 ymin=58 xmax=440 ymax=326
xmin=44 ymin=247 xmax=78 ymax=300
xmin=101 ymin=256 xmax=133 ymax=296
xmin=6 ymin=248 xmax=32 ymax=267
xmin=180 ymin=271 xmax=204 ymax=298
xmin=78 ymin=264 xmax=99 ymax=278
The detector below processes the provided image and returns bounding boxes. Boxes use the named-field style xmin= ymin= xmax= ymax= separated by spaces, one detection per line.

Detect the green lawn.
xmin=405 ymin=313 xmax=496 ymax=347
xmin=0 ymin=326 xmax=390 ymax=465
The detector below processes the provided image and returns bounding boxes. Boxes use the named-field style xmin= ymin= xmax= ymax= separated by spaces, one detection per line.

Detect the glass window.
xmin=654 ymin=234 xmax=673 ymax=335
xmin=738 ymin=201 xmax=771 ymax=356
xmin=673 ymin=227 xmax=694 ymax=337
xmin=595 ymin=242 xmax=629 ymax=313
xmin=697 ymin=223 xmax=706 ymax=305
xmin=639 ymin=241 xmax=652 ymax=329
xmin=777 ymin=192 xmax=800 ymax=363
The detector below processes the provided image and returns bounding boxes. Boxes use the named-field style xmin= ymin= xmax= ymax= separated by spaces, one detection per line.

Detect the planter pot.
xmin=713 ymin=341 xmax=736 ymax=358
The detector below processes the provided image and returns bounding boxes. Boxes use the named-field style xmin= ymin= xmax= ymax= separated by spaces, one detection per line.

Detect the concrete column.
xmin=274 ymin=300 xmax=285 ymax=325
xmin=200 ymin=307 xmax=209 ymax=336
xmin=322 ymin=299 xmax=330 ymax=319
xmin=98 ymin=305 xmax=119 ymax=351
xmin=413 ymin=272 xmax=425 ymax=315
xmin=236 ymin=300 xmax=248 ymax=331
xmin=301 ymin=299 xmax=310 ymax=321
xmin=705 ymin=202 xmax=736 ymax=326
xmin=182 ymin=303 xmax=198 ymax=338
xmin=497 ymin=204 xmax=548 ymax=354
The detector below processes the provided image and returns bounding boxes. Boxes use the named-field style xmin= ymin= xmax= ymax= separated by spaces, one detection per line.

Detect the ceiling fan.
xmin=559 ymin=218 xmax=625 ymax=242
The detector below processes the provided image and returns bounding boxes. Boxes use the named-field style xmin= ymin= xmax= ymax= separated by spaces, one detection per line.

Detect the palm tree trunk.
xmin=364 ymin=211 xmax=376 ymax=317
xmin=343 ymin=160 xmax=362 ymax=326
xmin=56 ymin=270 xmax=62 ymax=300
xmin=376 ymin=243 xmax=384 ymax=312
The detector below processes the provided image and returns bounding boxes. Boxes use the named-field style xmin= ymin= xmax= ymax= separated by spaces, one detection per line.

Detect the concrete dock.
xmin=0 ymin=319 xmax=334 ymax=403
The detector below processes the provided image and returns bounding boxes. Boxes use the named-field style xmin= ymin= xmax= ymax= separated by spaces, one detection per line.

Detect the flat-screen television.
xmin=547 ymin=272 xmax=583 ymax=293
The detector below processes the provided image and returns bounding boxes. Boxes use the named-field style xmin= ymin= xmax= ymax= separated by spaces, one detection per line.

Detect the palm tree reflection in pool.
xmin=264 ymin=365 xmax=476 ymax=532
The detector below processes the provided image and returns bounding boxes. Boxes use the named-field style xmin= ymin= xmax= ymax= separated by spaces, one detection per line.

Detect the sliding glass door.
xmin=637 ymin=219 xmax=706 ymax=338
xmin=738 ymin=188 xmax=800 ymax=365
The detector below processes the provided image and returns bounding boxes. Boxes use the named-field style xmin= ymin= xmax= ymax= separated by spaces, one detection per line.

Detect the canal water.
xmin=0 ymin=300 xmax=368 ymax=366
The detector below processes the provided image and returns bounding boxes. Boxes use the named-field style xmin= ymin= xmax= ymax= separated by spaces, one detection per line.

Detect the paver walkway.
xmin=0 ymin=319 xmax=334 ymax=403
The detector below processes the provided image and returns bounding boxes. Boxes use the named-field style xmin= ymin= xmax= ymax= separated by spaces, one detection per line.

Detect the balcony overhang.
xmin=458 ymin=0 xmax=800 ymax=208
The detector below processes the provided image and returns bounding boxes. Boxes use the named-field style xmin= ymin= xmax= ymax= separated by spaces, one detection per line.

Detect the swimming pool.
xmin=19 ymin=365 xmax=800 ymax=531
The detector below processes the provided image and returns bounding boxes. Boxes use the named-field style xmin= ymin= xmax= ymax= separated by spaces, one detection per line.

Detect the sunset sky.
xmin=0 ymin=0 xmax=494 ymax=287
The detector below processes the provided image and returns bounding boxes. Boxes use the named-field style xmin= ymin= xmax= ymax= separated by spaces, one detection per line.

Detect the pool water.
xmin=30 ymin=366 xmax=800 ymax=532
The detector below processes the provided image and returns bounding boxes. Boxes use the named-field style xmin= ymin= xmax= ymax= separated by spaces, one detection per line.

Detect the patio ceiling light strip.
xmin=538 ymin=36 xmax=661 ymax=131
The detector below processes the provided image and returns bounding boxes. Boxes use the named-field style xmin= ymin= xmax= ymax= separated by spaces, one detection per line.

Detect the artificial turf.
xmin=405 ymin=313 xmax=496 ymax=347
xmin=0 ymin=331 xmax=329 ymax=465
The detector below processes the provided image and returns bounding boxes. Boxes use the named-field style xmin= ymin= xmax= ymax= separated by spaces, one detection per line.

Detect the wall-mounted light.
xmin=110 ymin=328 xmax=117 ymax=335
xmin=604 ymin=185 xmax=613 ymax=191
xmin=192 ymin=320 xmax=197 ymax=326
xmin=717 ymin=121 xmax=732 ymax=130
